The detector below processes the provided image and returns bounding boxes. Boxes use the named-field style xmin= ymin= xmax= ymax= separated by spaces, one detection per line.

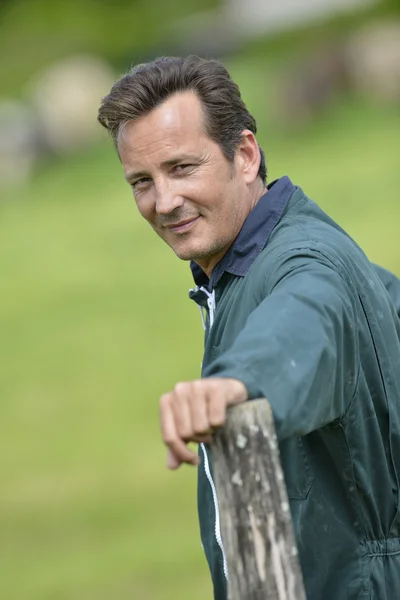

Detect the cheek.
xmin=190 ymin=185 xmax=219 ymax=213
xmin=134 ymin=192 xmax=155 ymax=222
xmin=206 ymin=189 xmax=232 ymax=220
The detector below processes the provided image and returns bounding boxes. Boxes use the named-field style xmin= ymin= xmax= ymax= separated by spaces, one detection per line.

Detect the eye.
xmin=131 ymin=177 xmax=151 ymax=191
xmin=174 ymin=164 xmax=194 ymax=173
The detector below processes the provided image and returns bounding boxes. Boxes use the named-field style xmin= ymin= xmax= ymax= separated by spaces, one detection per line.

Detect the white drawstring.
xmin=199 ymin=287 xmax=216 ymax=328
xmin=190 ymin=286 xmax=216 ymax=330
xmin=198 ymin=305 xmax=207 ymax=331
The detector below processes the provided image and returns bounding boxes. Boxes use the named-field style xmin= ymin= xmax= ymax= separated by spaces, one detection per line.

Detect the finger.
xmin=172 ymin=383 xmax=194 ymax=440
xmin=168 ymin=437 xmax=199 ymax=468
xmin=207 ymin=385 xmax=228 ymax=429
xmin=160 ymin=394 xmax=199 ymax=468
xmin=189 ymin=380 xmax=212 ymax=437
xmin=166 ymin=447 xmax=181 ymax=469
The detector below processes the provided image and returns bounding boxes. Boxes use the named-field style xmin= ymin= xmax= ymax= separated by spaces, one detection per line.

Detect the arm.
xmin=204 ymin=251 xmax=359 ymax=441
xmin=159 ymin=251 xmax=358 ymax=467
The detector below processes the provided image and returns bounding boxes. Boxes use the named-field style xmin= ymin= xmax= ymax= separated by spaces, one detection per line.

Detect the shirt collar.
xmin=190 ymin=176 xmax=296 ymax=289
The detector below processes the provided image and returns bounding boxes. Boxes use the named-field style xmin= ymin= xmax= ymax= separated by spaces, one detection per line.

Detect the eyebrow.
xmin=124 ymin=156 xmax=197 ymax=184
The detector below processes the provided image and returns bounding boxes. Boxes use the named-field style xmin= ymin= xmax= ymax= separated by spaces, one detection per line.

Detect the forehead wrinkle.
xmin=119 ymin=91 xmax=205 ymax=148
xmin=119 ymin=92 xmax=211 ymax=179
xmin=120 ymin=125 xmax=178 ymax=154
xmin=121 ymin=131 xmax=208 ymax=180
xmin=120 ymin=119 xmax=196 ymax=162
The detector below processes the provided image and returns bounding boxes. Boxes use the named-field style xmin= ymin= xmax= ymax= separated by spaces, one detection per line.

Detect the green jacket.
xmin=189 ymin=177 xmax=400 ymax=599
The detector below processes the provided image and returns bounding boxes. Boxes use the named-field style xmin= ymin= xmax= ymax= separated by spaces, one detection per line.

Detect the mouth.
xmin=165 ymin=216 xmax=201 ymax=234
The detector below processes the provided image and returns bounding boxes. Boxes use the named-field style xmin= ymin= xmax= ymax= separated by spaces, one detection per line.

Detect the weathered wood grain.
xmin=211 ymin=399 xmax=306 ymax=600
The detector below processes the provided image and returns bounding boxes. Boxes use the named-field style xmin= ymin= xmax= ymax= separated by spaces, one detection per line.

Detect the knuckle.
xmin=191 ymin=379 xmax=204 ymax=393
xmin=204 ymin=376 xmax=217 ymax=386
xmin=177 ymin=424 xmax=193 ymax=439
xmin=174 ymin=381 xmax=188 ymax=395
xmin=209 ymin=403 xmax=226 ymax=428
xmin=210 ymin=415 xmax=225 ymax=428
xmin=193 ymin=424 xmax=210 ymax=436
xmin=209 ymin=377 xmax=224 ymax=391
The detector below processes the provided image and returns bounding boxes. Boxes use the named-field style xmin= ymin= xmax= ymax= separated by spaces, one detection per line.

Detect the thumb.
xmin=166 ymin=448 xmax=181 ymax=470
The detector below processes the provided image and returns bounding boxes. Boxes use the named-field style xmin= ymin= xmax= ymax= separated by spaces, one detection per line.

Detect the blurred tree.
xmin=387 ymin=0 xmax=400 ymax=11
xmin=0 ymin=0 xmax=219 ymax=96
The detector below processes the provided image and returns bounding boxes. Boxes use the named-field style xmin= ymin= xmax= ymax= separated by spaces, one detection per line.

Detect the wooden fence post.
xmin=211 ymin=399 xmax=307 ymax=600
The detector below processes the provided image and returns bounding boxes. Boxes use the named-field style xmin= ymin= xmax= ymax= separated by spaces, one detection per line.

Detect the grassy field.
xmin=1 ymin=71 xmax=400 ymax=598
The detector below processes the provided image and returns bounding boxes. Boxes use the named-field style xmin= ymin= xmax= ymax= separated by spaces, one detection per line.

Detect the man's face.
xmin=118 ymin=91 xmax=254 ymax=272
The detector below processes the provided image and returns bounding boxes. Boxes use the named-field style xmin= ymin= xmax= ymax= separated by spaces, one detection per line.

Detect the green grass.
xmin=0 ymin=142 xmax=208 ymax=599
xmin=1 ymin=77 xmax=400 ymax=598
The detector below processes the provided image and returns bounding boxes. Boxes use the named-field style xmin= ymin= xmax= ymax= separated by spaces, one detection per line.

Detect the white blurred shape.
xmin=29 ymin=56 xmax=115 ymax=155
xmin=346 ymin=21 xmax=400 ymax=104
xmin=225 ymin=0 xmax=379 ymax=36
xmin=174 ymin=0 xmax=379 ymax=56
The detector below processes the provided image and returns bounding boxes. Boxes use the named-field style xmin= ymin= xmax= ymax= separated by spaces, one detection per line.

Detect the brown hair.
xmin=98 ymin=56 xmax=267 ymax=182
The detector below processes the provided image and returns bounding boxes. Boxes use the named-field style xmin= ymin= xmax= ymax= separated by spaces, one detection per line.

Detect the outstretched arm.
xmin=204 ymin=251 xmax=358 ymax=440
xmin=159 ymin=250 xmax=358 ymax=467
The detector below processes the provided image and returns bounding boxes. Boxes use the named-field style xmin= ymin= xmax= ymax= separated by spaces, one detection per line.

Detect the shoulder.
xmin=248 ymin=192 xmax=372 ymax=294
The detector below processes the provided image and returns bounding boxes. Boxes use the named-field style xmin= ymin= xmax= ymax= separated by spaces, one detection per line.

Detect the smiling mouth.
xmin=166 ymin=216 xmax=201 ymax=234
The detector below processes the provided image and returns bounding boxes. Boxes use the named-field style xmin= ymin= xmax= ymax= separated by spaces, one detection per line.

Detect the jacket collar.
xmin=190 ymin=176 xmax=296 ymax=289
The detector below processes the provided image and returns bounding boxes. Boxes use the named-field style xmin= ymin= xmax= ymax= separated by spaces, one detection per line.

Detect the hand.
xmin=159 ymin=378 xmax=248 ymax=469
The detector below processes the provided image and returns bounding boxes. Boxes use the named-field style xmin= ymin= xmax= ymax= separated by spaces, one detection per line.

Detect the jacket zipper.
xmin=192 ymin=285 xmax=227 ymax=579
xmin=200 ymin=442 xmax=229 ymax=579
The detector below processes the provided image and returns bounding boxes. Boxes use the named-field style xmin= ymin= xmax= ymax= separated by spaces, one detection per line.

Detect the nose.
xmin=155 ymin=180 xmax=184 ymax=215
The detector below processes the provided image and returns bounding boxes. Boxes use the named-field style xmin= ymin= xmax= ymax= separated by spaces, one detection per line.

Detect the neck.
xmin=198 ymin=181 xmax=268 ymax=278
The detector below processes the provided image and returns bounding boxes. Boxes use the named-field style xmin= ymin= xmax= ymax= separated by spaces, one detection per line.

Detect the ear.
xmin=235 ymin=130 xmax=261 ymax=184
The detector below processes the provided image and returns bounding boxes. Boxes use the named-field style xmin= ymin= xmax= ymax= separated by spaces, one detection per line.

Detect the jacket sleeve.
xmin=203 ymin=250 xmax=359 ymax=441
xmin=373 ymin=263 xmax=400 ymax=319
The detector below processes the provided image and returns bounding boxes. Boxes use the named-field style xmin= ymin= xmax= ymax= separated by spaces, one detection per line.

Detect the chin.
xmin=172 ymin=248 xmax=198 ymax=261
xmin=171 ymin=242 xmax=210 ymax=262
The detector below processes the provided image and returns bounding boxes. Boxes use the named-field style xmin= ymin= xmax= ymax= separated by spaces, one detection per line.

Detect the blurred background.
xmin=1 ymin=0 xmax=400 ymax=598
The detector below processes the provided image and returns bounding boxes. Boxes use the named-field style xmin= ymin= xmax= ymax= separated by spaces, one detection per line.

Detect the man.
xmin=98 ymin=56 xmax=400 ymax=599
